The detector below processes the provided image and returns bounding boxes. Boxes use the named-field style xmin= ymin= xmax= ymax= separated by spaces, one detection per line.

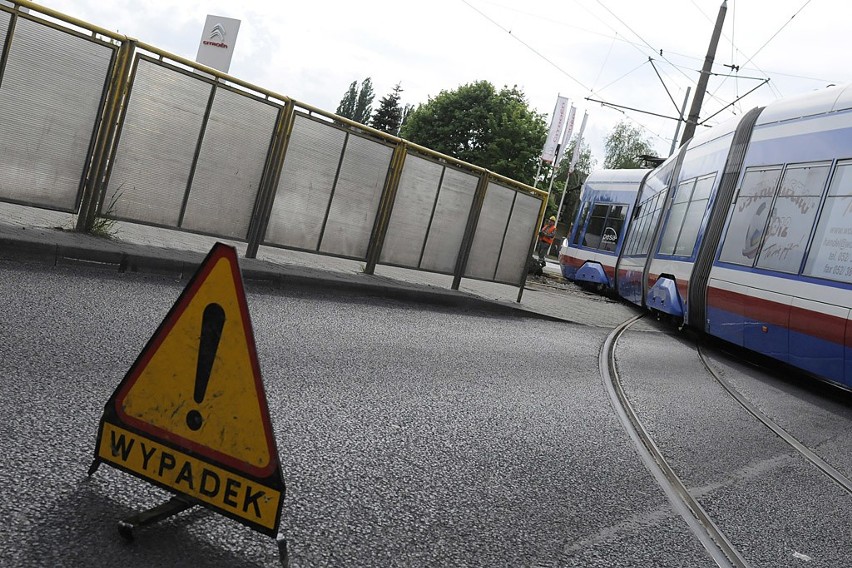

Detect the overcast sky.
xmin=40 ymin=0 xmax=852 ymax=173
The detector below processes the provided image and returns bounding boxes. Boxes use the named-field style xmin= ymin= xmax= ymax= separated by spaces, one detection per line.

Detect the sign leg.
xmin=277 ymin=536 xmax=290 ymax=568
xmin=117 ymin=496 xmax=194 ymax=541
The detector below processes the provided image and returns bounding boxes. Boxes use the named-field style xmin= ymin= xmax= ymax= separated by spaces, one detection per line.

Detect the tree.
xmin=353 ymin=77 xmax=374 ymax=124
xmin=371 ymin=83 xmax=405 ymax=135
xmin=604 ymin=121 xmax=656 ymax=169
xmin=336 ymin=81 xmax=358 ymax=119
xmin=336 ymin=78 xmax=374 ymax=124
xmin=399 ymin=81 xmax=547 ymax=182
xmin=400 ymin=103 xmax=414 ymax=131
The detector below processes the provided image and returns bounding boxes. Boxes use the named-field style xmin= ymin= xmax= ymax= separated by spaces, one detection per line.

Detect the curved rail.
xmin=601 ymin=315 xmax=750 ymax=568
xmin=697 ymin=346 xmax=852 ymax=495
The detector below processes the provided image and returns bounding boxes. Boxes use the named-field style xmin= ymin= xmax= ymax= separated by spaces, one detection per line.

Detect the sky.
xmin=33 ymin=0 xmax=852 ymax=176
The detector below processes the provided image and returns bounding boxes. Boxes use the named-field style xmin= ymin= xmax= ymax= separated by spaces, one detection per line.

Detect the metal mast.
xmin=680 ymin=1 xmax=727 ymax=145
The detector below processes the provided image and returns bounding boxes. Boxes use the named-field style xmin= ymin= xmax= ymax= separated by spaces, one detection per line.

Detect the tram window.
xmin=757 ymin=162 xmax=828 ymax=273
xmin=625 ymin=187 xmax=665 ymax=257
xmin=624 ymin=198 xmax=651 ymax=256
xmin=719 ymin=166 xmax=783 ymax=266
xmin=625 ymin=206 xmax=647 ymax=255
xmin=635 ymin=198 xmax=655 ymax=255
xmin=659 ymin=179 xmax=696 ymax=255
xmin=600 ymin=205 xmax=627 ymax=252
xmin=639 ymin=191 xmax=666 ymax=255
xmin=803 ymin=161 xmax=852 ymax=283
xmin=675 ymin=174 xmax=716 ymax=256
xmin=631 ymin=212 xmax=648 ymax=255
xmin=625 ymin=206 xmax=645 ymax=255
xmin=623 ymin=219 xmax=638 ymax=255
xmin=572 ymin=202 xmax=591 ymax=246
xmin=583 ymin=204 xmax=610 ymax=249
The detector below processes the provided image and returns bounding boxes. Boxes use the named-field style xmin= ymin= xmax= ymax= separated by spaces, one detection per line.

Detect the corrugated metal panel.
xmin=319 ymin=134 xmax=393 ymax=259
xmin=379 ymin=154 xmax=443 ymax=267
xmin=465 ymin=182 xmax=515 ymax=280
xmin=495 ymin=191 xmax=540 ymax=284
xmin=181 ymin=87 xmax=279 ymax=239
xmin=419 ymin=167 xmax=478 ymax=273
xmin=265 ymin=115 xmax=345 ymax=250
xmin=0 ymin=11 xmax=8 ymax=62
xmin=0 ymin=17 xmax=113 ymax=210
xmin=106 ymin=58 xmax=210 ymax=226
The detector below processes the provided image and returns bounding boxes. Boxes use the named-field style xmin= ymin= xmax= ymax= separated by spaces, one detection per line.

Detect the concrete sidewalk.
xmin=0 ymin=202 xmax=643 ymax=328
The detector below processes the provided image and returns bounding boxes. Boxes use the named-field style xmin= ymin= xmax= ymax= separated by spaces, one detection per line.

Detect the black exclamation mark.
xmin=186 ymin=303 xmax=226 ymax=431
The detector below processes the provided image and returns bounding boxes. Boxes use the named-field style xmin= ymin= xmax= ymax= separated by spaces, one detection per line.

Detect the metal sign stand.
xmin=88 ymin=243 xmax=290 ymax=567
xmin=116 ymin=496 xmax=193 ymax=541
xmin=87 ymin=463 xmax=291 ymax=566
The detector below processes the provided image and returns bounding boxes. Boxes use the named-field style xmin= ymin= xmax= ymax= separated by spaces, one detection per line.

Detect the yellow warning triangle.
xmin=103 ymin=243 xmax=277 ymax=478
xmin=92 ymin=244 xmax=285 ymax=540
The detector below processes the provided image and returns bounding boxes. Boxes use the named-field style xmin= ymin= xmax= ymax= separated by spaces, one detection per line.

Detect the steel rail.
xmin=600 ymin=315 xmax=750 ymax=568
xmin=697 ymin=346 xmax=852 ymax=495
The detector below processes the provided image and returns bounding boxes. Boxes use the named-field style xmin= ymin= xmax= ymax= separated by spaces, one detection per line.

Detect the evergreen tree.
xmin=371 ymin=83 xmax=405 ymax=135
xmin=336 ymin=81 xmax=358 ymax=119
xmin=353 ymin=77 xmax=374 ymax=124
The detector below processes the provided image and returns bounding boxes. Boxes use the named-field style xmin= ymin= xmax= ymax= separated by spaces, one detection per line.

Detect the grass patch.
xmin=82 ymin=188 xmax=122 ymax=239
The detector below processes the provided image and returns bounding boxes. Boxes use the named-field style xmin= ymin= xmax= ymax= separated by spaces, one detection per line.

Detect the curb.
xmin=1 ymin=233 xmax=563 ymax=322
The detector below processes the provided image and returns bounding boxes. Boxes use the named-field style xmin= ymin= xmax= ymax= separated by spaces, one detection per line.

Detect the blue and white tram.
xmin=616 ymin=111 xmax=749 ymax=320
xmin=705 ymin=87 xmax=852 ymax=387
xmin=558 ymin=169 xmax=649 ymax=291
xmin=611 ymin=84 xmax=852 ymax=389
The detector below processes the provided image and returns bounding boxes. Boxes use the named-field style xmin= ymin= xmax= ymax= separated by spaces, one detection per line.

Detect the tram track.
xmin=697 ymin=346 xmax=852 ymax=496
xmin=601 ymin=315 xmax=750 ymax=568
xmin=604 ymin=314 xmax=852 ymax=567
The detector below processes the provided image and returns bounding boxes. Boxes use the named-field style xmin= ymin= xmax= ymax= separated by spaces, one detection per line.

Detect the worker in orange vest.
xmin=537 ymin=215 xmax=557 ymax=261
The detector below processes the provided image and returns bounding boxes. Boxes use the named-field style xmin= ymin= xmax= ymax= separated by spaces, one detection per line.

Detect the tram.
xmin=558 ymin=169 xmax=649 ymax=291
xmin=575 ymin=84 xmax=852 ymax=389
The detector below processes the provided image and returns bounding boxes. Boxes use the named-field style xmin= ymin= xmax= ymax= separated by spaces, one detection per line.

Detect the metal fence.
xmin=0 ymin=0 xmax=546 ymax=291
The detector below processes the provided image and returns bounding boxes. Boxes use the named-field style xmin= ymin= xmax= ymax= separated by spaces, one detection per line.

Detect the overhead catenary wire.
xmin=458 ymin=0 xmax=590 ymax=92
xmin=458 ymin=0 xmax=825 ymax=155
xmin=741 ymin=0 xmax=813 ymax=74
xmin=592 ymin=32 xmax=618 ymax=92
xmin=459 ymin=0 xmax=687 ymax=147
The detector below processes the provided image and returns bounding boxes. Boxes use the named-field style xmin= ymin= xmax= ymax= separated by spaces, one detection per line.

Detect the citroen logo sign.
xmin=203 ymin=23 xmax=229 ymax=48
xmin=209 ymin=24 xmax=226 ymax=41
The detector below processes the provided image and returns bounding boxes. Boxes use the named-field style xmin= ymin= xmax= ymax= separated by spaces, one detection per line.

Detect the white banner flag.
xmin=541 ymin=96 xmax=570 ymax=163
xmin=568 ymin=111 xmax=589 ymax=173
xmin=555 ymin=105 xmax=577 ymax=166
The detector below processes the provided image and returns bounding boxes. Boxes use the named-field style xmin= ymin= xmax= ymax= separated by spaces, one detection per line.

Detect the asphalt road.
xmin=1 ymin=258 xmax=850 ymax=567
xmin=617 ymin=330 xmax=852 ymax=567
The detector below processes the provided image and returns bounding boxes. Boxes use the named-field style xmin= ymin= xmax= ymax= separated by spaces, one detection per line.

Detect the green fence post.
xmin=517 ymin=193 xmax=548 ymax=303
xmin=245 ymin=100 xmax=296 ymax=259
xmin=364 ymin=141 xmax=407 ymax=275
xmin=451 ymin=171 xmax=490 ymax=290
xmin=75 ymin=39 xmax=135 ymax=233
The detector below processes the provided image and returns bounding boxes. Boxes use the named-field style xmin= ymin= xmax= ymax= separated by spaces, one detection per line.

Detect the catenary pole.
xmin=680 ymin=1 xmax=727 ymax=145
xmin=670 ymin=87 xmax=691 ymax=155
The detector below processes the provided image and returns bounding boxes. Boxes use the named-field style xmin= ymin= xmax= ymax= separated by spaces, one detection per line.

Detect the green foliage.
xmin=371 ymin=83 xmax=405 ymax=135
xmin=603 ymin=121 xmax=656 ymax=169
xmin=399 ymin=81 xmax=547 ymax=182
xmin=83 ymin=187 xmax=122 ymax=238
xmin=336 ymin=81 xmax=358 ymax=119
xmin=336 ymin=78 xmax=374 ymax=124
xmin=353 ymin=77 xmax=374 ymax=124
